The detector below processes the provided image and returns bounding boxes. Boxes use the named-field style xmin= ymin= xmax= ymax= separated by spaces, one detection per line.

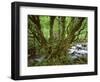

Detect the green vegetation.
xmin=28 ymin=15 xmax=88 ymax=66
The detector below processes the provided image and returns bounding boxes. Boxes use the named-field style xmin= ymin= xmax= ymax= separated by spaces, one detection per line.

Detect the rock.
xmin=68 ymin=43 xmax=87 ymax=60
xmin=34 ymin=55 xmax=45 ymax=62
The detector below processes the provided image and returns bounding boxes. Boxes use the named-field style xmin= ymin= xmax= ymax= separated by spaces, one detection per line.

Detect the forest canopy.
xmin=28 ymin=15 xmax=88 ymax=66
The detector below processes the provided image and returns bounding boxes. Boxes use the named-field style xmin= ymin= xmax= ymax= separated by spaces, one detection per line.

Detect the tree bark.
xmin=49 ymin=16 xmax=56 ymax=42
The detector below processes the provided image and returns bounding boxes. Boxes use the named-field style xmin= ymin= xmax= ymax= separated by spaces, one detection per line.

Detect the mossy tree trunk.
xmin=28 ymin=15 xmax=85 ymax=65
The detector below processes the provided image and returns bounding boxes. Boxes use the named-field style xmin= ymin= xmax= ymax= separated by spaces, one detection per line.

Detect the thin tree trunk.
xmin=49 ymin=16 xmax=56 ymax=42
xmin=58 ymin=16 xmax=61 ymax=40
xmin=61 ymin=17 xmax=66 ymax=40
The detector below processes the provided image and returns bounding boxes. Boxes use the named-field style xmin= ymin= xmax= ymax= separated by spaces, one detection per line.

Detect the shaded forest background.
xmin=28 ymin=15 xmax=88 ymax=66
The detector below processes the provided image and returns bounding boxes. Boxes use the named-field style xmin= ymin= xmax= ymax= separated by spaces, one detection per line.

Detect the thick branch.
xmin=29 ymin=15 xmax=47 ymax=48
xmin=49 ymin=16 xmax=56 ymax=42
